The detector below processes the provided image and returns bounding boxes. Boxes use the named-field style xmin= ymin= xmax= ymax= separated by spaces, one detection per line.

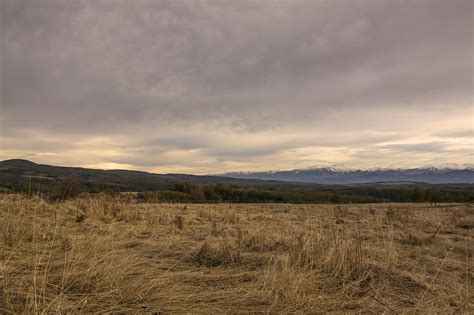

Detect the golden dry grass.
xmin=0 ymin=194 xmax=472 ymax=313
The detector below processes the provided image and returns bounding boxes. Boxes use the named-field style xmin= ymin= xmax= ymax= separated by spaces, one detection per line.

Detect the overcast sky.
xmin=1 ymin=0 xmax=472 ymax=174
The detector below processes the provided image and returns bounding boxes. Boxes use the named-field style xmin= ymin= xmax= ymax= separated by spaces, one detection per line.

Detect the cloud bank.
xmin=1 ymin=0 xmax=472 ymax=173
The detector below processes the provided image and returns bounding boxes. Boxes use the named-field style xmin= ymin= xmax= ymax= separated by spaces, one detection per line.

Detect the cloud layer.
xmin=1 ymin=0 xmax=472 ymax=173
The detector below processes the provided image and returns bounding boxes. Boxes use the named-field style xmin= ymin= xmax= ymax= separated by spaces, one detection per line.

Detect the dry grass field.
xmin=0 ymin=194 xmax=472 ymax=313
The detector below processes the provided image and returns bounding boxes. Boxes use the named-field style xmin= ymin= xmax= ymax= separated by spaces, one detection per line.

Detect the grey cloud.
xmin=1 ymin=0 xmax=472 ymax=171
xmin=435 ymin=130 xmax=474 ymax=139
xmin=2 ymin=0 xmax=472 ymax=131
xmin=382 ymin=142 xmax=451 ymax=153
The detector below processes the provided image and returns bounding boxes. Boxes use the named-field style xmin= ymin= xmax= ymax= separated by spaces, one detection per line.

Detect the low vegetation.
xmin=2 ymin=159 xmax=473 ymax=203
xmin=0 ymin=194 xmax=472 ymax=312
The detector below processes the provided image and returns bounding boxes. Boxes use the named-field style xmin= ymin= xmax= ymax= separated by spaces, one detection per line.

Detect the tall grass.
xmin=0 ymin=194 xmax=472 ymax=313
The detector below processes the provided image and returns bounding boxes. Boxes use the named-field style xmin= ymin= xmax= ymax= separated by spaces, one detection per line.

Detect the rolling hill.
xmin=1 ymin=159 xmax=473 ymax=203
xmin=0 ymin=159 xmax=288 ymax=193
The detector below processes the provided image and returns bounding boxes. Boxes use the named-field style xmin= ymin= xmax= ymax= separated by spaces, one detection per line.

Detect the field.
xmin=0 ymin=195 xmax=472 ymax=313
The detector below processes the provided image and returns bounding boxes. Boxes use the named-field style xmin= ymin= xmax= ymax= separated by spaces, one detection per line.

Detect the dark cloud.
xmin=1 ymin=0 xmax=472 ymax=172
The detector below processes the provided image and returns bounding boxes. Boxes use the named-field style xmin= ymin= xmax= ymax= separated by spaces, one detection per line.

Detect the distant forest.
xmin=1 ymin=159 xmax=473 ymax=203
xmin=138 ymin=182 xmax=474 ymax=204
xmin=4 ymin=179 xmax=474 ymax=204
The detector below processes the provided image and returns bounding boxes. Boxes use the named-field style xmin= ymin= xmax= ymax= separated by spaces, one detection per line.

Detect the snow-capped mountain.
xmin=220 ymin=167 xmax=474 ymax=184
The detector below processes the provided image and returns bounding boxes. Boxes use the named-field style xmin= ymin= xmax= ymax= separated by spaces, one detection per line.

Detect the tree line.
xmin=3 ymin=175 xmax=473 ymax=203
xmin=134 ymin=182 xmax=473 ymax=204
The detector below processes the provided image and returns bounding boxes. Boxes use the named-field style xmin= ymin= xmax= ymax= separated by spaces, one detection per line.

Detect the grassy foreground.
xmin=0 ymin=195 xmax=472 ymax=313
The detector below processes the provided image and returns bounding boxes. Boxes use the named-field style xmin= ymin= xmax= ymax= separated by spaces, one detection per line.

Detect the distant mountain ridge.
xmin=1 ymin=159 xmax=473 ymax=195
xmin=0 ymin=159 xmax=289 ymax=193
xmin=220 ymin=166 xmax=474 ymax=184
xmin=1 ymin=159 xmax=473 ymax=203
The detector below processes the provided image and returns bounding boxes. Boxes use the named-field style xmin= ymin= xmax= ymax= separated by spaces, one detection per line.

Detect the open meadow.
xmin=1 ymin=194 xmax=472 ymax=313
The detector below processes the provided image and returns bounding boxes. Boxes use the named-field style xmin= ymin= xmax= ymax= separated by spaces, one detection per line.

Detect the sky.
xmin=1 ymin=0 xmax=473 ymax=174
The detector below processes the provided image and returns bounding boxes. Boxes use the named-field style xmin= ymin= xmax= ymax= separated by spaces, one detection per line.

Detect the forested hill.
xmin=1 ymin=159 xmax=473 ymax=203
xmin=0 ymin=159 xmax=285 ymax=192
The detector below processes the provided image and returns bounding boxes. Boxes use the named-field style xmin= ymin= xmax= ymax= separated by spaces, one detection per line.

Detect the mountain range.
xmin=220 ymin=167 xmax=474 ymax=184
xmin=0 ymin=159 xmax=473 ymax=195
